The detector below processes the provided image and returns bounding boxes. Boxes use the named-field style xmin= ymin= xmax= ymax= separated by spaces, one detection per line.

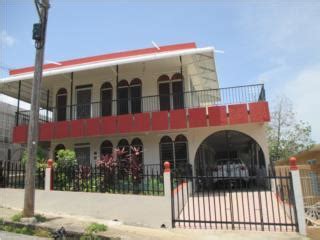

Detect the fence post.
xmin=290 ymin=157 xmax=306 ymax=235
xmin=163 ymin=161 xmax=172 ymax=228
xmin=45 ymin=159 xmax=53 ymax=191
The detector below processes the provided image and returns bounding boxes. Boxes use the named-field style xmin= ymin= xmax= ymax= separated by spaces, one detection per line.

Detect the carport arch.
xmin=194 ymin=130 xmax=267 ymax=176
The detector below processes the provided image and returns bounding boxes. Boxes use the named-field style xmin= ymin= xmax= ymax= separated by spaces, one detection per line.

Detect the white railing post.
xmin=290 ymin=157 xmax=306 ymax=235
xmin=163 ymin=161 xmax=172 ymax=228
xmin=45 ymin=159 xmax=53 ymax=191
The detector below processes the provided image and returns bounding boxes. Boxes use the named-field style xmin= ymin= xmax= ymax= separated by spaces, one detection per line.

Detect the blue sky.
xmin=1 ymin=0 xmax=320 ymax=142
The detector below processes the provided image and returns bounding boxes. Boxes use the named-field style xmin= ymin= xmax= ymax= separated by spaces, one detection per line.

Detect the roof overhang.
xmin=0 ymin=47 xmax=214 ymax=84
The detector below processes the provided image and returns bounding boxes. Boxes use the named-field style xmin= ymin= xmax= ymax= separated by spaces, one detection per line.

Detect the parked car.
xmin=212 ymin=158 xmax=249 ymax=183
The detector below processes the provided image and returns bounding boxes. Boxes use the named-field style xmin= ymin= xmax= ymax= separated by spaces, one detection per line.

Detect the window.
xmin=174 ymin=135 xmax=188 ymax=167
xmin=100 ymin=140 xmax=113 ymax=156
xmin=160 ymin=136 xmax=174 ymax=166
xmin=130 ymin=78 xmax=142 ymax=114
xmin=76 ymin=85 xmax=92 ymax=119
xmin=159 ymin=135 xmax=189 ymax=169
xmin=74 ymin=144 xmax=91 ymax=166
xmin=158 ymin=73 xmax=184 ymax=111
xmin=56 ymin=88 xmax=67 ymax=121
xmin=101 ymin=82 xmax=113 ymax=116
xmin=131 ymin=138 xmax=143 ymax=164
xmin=54 ymin=144 xmax=65 ymax=160
xmin=117 ymin=80 xmax=129 ymax=115
xmin=117 ymin=139 xmax=130 ymax=152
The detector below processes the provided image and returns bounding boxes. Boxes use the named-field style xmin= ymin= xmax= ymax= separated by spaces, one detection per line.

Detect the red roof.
xmin=10 ymin=42 xmax=197 ymax=76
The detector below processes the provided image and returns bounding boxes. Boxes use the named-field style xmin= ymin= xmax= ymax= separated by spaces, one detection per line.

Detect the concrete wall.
xmin=0 ymin=188 xmax=171 ymax=228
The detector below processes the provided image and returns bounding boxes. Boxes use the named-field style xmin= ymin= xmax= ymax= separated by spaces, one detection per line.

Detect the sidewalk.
xmin=0 ymin=206 xmax=310 ymax=240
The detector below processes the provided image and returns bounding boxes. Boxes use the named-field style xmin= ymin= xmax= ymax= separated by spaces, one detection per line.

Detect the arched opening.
xmin=117 ymin=139 xmax=130 ymax=153
xmin=100 ymin=140 xmax=113 ymax=156
xmin=101 ymin=82 xmax=112 ymax=116
xmin=174 ymin=135 xmax=188 ymax=168
xmin=117 ymin=80 xmax=129 ymax=115
xmin=54 ymin=144 xmax=65 ymax=160
xmin=157 ymin=73 xmax=184 ymax=111
xmin=171 ymin=73 xmax=184 ymax=109
xmin=195 ymin=130 xmax=266 ymax=177
xmin=56 ymin=88 xmax=67 ymax=121
xmin=159 ymin=136 xmax=173 ymax=166
xmin=131 ymin=138 xmax=143 ymax=164
xmin=130 ymin=78 xmax=142 ymax=114
xmin=158 ymin=75 xmax=170 ymax=111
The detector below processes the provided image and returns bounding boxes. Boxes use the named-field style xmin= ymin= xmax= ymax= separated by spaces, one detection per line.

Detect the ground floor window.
xmin=159 ymin=135 xmax=189 ymax=169
xmin=100 ymin=140 xmax=113 ymax=156
xmin=74 ymin=143 xmax=90 ymax=166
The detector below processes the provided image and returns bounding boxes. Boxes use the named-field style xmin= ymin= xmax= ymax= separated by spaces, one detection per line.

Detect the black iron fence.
xmin=16 ymin=84 xmax=265 ymax=125
xmin=53 ymin=164 xmax=164 ymax=195
xmin=0 ymin=160 xmax=45 ymax=189
xmin=171 ymin=168 xmax=298 ymax=231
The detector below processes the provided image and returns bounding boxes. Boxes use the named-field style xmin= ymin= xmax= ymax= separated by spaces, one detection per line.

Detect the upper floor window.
xmin=56 ymin=88 xmax=67 ymax=121
xmin=130 ymin=78 xmax=142 ymax=114
xmin=117 ymin=80 xmax=129 ymax=115
xmin=158 ymin=73 xmax=184 ymax=111
xmin=101 ymin=82 xmax=113 ymax=116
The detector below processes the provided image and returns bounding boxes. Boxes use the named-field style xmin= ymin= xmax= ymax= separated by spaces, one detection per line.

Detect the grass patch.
xmin=34 ymin=214 xmax=47 ymax=222
xmin=79 ymin=222 xmax=107 ymax=240
xmin=85 ymin=222 xmax=107 ymax=234
xmin=0 ymin=221 xmax=51 ymax=238
xmin=11 ymin=213 xmax=22 ymax=222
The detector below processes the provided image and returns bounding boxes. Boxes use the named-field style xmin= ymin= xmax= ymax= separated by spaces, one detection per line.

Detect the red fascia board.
xmin=10 ymin=42 xmax=196 ymax=75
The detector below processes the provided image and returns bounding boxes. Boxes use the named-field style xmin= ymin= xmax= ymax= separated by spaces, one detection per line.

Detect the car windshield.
xmin=216 ymin=159 xmax=241 ymax=166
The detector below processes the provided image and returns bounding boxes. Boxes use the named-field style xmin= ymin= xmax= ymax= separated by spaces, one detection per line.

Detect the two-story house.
xmin=0 ymin=42 xmax=270 ymax=175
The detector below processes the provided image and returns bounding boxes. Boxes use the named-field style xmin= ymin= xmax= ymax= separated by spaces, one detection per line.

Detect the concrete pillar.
xmin=45 ymin=159 xmax=53 ymax=191
xmin=163 ymin=161 xmax=172 ymax=228
xmin=290 ymin=157 xmax=306 ymax=235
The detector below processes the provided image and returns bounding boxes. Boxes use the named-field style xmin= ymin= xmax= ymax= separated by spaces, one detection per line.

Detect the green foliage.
xmin=21 ymin=147 xmax=48 ymax=169
xmin=79 ymin=223 xmax=107 ymax=240
xmin=267 ymin=96 xmax=315 ymax=161
xmin=34 ymin=214 xmax=47 ymax=222
xmin=56 ymin=149 xmax=77 ymax=169
xmin=85 ymin=222 xmax=107 ymax=234
xmin=11 ymin=212 xmax=22 ymax=222
xmin=34 ymin=228 xmax=52 ymax=238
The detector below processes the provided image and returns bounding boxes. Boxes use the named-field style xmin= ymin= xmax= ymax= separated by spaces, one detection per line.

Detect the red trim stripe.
xmin=10 ymin=42 xmax=196 ymax=75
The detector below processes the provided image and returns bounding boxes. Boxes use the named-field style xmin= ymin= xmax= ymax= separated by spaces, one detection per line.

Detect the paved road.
xmin=0 ymin=231 xmax=49 ymax=240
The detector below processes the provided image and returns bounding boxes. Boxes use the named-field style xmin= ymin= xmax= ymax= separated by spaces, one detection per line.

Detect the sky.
xmin=0 ymin=0 xmax=319 ymax=142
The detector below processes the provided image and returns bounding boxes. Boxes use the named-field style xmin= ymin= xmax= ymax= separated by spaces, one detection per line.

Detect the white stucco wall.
xmin=49 ymin=122 xmax=269 ymax=171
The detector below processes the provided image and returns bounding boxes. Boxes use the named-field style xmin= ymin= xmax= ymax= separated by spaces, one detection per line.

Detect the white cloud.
xmin=0 ymin=30 xmax=16 ymax=47
xmin=283 ymin=64 xmax=320 ymax=143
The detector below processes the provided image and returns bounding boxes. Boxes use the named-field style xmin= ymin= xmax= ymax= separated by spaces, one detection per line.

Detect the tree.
xmin=267 ymin=96 xmax=315 ymax=161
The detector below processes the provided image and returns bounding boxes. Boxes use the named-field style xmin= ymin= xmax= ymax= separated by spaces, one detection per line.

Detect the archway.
xmin=194 ymin=130 xmax=266 ymax=176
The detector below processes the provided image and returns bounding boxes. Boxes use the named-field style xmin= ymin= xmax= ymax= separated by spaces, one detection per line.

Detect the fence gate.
xmin=171 ymin=172 xmax=298 ymax=231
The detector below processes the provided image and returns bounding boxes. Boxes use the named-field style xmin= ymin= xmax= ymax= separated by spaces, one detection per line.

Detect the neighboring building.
xmin=0 ymin=42 xmax=271 ymax=175
xmin=276 ymin=144 xmax=320 ymax=166
xmin=0 ymin=101 xmax=25 ymax=162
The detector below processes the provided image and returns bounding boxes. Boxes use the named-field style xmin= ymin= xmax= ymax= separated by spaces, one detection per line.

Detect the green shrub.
xmin=21 ymin=147 xmax=47 ymax=167
xmin=11 ymin=213 xmax=22 ymax=222
xmin=85 ymin=222 xmax=107 ymax=234
xmin=34 ymin=214 xmax=47 ymax=223
xmin=56 ymin=149 xmax=77 ymax=168
xmin=34 ymin=228 xmax=52 ymax=238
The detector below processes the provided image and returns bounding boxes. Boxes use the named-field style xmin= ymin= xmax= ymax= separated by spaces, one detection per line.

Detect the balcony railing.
xmin=16 ymin=84 xmax=265 ymax=125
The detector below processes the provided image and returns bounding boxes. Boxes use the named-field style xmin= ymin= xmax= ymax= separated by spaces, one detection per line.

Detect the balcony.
xmin=13 ymin=84 xmax=270 ymax=143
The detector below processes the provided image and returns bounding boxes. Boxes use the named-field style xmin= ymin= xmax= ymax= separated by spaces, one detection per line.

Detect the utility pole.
xmin=23 ymin=0 xmax=50 ymax=217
